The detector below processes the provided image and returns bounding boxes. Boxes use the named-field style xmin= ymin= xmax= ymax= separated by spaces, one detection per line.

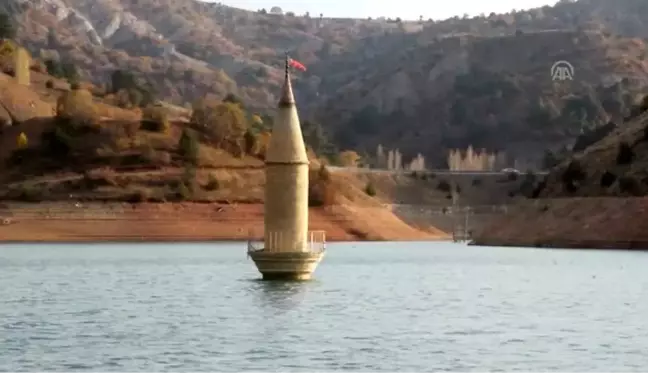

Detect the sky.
xmin=212 ymin=0 xmax=559 ymax=21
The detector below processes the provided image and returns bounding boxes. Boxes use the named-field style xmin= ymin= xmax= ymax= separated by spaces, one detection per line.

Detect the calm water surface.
xmin=1 ymin=242 xmax=648 ymax=371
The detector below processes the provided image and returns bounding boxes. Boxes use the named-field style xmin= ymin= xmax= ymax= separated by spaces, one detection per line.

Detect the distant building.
xmin=270 ymin=6 xmax=283 ymax=15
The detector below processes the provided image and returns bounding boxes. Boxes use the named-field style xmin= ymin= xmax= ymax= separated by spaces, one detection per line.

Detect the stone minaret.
xmin=247 ymin=56 xmax=326 ymax=281
xmin=263 ymin=56 xmax=309 ymax=253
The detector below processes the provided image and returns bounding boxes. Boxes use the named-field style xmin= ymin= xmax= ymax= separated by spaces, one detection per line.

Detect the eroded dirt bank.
xmin=0 ymin=202 xmax=448 ymax=243
xmin=471 ymin=197 xmax=648 ymax=249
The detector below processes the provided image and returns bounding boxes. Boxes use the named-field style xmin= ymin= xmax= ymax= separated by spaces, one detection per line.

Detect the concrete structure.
xmin=247 ymin=56 xmax=326 ymax=281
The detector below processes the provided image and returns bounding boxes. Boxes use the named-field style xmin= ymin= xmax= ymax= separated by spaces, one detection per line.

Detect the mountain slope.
xmin=314 ymin=29 xmax=648 ymax=167
xmin=3 ymin=0 xmax=648 ymax=170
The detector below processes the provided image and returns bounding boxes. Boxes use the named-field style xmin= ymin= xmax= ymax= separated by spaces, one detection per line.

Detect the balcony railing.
xmin=247 ymin=230 xmax=326 ymax=254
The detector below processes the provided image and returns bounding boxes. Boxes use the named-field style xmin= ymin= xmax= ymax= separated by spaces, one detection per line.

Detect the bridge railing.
xmin=247 ymin=230 xmax=327 ymax=254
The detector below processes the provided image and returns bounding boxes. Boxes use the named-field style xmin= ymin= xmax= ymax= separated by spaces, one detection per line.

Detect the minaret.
xmin=247 ymin=55 xmax=326 ymax=281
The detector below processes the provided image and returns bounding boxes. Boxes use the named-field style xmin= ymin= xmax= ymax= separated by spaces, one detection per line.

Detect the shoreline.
xmin=0 ymin=201 xmax=449 ymax=243
xmin=471 ymin=197 xmax=648 ymax=250
xmin=471 ymin=240 xmax=648 ymax=251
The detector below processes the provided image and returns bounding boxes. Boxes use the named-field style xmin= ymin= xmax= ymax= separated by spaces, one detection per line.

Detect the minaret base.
xmin=249 ymin=250 xmax=325 ymax=281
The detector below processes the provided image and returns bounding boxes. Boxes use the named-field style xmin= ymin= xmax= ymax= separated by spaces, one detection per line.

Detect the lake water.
xmin=1 ymin=242 xmax=648 ymax=371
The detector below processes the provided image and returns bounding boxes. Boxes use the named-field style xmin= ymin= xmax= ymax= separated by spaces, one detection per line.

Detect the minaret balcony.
xmin=247 ymin=230 xmax=327 ymax=254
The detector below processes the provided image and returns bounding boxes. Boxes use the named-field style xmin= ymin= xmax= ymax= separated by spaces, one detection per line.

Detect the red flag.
xmin=288 ymin=58 xmax=307 ymax=72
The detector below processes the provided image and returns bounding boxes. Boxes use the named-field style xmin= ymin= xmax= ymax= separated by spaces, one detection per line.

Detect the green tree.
xmin=0 ymin=13 xmax=15 ymax=40
xmin=141 ymin=105 xmax=170 ymax=133
xmin=45 ymin=59 xmax=63 ymax=78
xmin=302 ymin=120 xmax=327 ymax=155
xmin=191 ymin=100 xmax=248 ymax=153
xmin=111 ymin=70 xmax=137 ymax=93
xmin=178 ymin=127 xmax=199 ymax=165
xmin=61 ymin=62 xmax=80 ymax=84
xmin=223 ymin=93 xmax=242 ymax=106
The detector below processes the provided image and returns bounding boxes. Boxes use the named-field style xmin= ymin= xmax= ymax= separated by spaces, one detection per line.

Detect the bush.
xmin=531 ymin=178 xmax=547 ymax=199
xmin=572 ymin=121 xmax=616 ymax=152
xmin=175 ymin=182 xmax=192 ymax=200
xmin=127 ymin=189 xmax=151 ymax=203
xmin=437 ymin=180 xmax=451 ymax=192
xmin=308 ymin=168 xmax=335 ymax=206
xmin=56 ymin=89 xmax=97 ymax=127
xmin=11 ymin=184 xmax=49 ymax=202
xmin=178 ymin=128 xmax=199 ymax=165
xmin=364 ymin=181 xmax=376 ymax=196
xmin=205 ymin=173 xmax=220 ymax=191
xmin=616 ymin=142 xmax=634 ymax=165
xmin=317 ymin=164 xmax=331 ymax=181
xmin=561 ymin=160 xmax=586 ymax=193
xmin=618 ymin=176 xmax=644 ymax=196
xmin=141 ymin=106 xmax=170 ymax=133
xmin=600 ymin=171 xmax=617 ymax=188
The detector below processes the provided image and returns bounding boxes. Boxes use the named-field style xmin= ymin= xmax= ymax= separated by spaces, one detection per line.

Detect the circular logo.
xmin=551 ymin=60 xmax=574 ymax=81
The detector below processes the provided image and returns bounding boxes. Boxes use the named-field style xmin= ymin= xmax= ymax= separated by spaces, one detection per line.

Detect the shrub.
xmin=141 ymin=106 xmax=169 ymax=133
xmin=531 ymin=178 xmax=547 ymax=198
xmin=317 ymin=164 xmax=331 ymax=181
xmin=641 ymin=124 xmax=648 ymax=143
xmin=437 ymin=180 xmax=451 ymax=192
xmin=572 ymin=121 xmax=616 ymax=152
xmin=127 ymin=189 xmax=151 ymax=203
xmin=600 ymin=171 xmax=617 ymax=188
xmin=11 ymin=184 xmax=49 ymax=202
xmin=205 ymin=173 xmax=220 ymax=191
xmin=364 ymin=181 xmax=376 ymax=196
xmin=616 ymin=142 xmax=634 ymax=165
xmin=618 ymin=176 xmax=644 ymax=196
xmin=178 ymin=128 xmax=199 ymax=165
xmin=56 ymin=88 xmax=97 ymax=126
xmin=308 ymin=168 xmax=335 ymax=207
xmin=175 ymin=181 xmax=192 ymax=201
xmin=561 ymin=160 xmax=586 ymax=193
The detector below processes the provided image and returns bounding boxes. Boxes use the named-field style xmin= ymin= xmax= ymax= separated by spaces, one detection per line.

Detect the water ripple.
xmin=1 ymin=242 xmax=648 ymax=371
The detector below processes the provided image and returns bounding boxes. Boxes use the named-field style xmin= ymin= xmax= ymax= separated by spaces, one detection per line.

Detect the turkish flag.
xmin=288 ymin=58 xmax=307 ymax=72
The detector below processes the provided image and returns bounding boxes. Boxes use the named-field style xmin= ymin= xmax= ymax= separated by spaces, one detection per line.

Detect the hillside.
xmin=4 ymin=0 xmax=648 ymax=170
xmin=0 ymin=47 xmax=445 ymax=242
xmin=314 ymin=29 xmax=648 ymax=167
xmin=2 ymin=0 xmax=401 ymax=113
xmin=471 ymin=98 xmax=648 ymax=248
xmin=532 ymin=99 xmax=648 ymax=198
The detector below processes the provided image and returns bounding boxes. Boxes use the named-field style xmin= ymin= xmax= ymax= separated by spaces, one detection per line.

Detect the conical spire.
xmin=265 ymin=54 xmax=308 ymax=164
xmin=278 ymin=54 xmax=295 ymax=108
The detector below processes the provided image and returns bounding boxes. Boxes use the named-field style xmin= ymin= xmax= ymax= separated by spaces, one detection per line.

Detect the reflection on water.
xmin=250 ymin=278 xmax=314 ymax=311
xmin=1 ymin=242 xmax=648 ymax=371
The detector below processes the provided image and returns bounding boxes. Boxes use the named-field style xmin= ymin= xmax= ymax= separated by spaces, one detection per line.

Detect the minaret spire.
xmin=278 ymin=53 xmax=295 ymax=108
